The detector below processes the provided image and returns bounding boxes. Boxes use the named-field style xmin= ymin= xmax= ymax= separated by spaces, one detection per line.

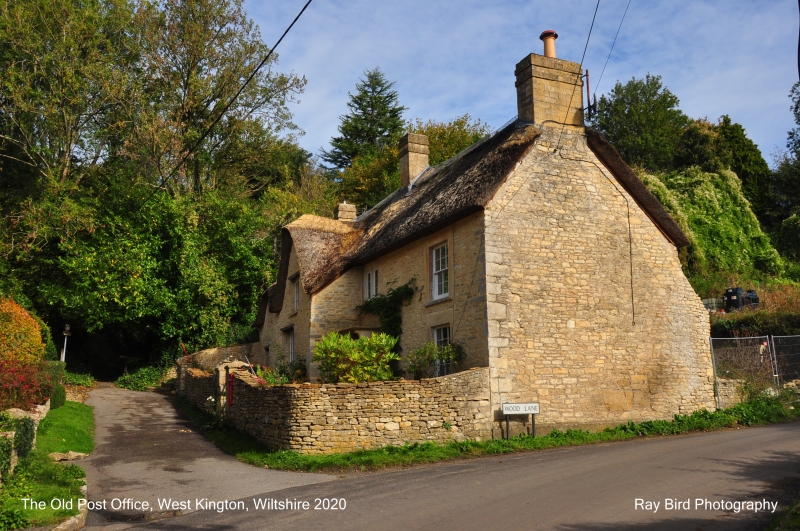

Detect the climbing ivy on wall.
xmin=356 ymin=278 xmax=417 ymax=338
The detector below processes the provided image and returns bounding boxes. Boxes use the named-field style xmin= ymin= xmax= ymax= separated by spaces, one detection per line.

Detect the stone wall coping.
xmin=230 ymin=368 xmax=490 ymax=391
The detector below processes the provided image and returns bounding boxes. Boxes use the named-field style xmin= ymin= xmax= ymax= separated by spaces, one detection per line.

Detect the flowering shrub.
xmin=312 ymin=332 xmax=399 ymax=383
xmin=0 ymin=299 xmax=45 ymax=363
xmin=0 ymin=359 xmax=52 ymax=410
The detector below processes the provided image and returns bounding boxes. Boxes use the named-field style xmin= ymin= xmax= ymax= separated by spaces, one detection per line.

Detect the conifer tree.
xmin=322 ymin=68 xmax=405 ymax=170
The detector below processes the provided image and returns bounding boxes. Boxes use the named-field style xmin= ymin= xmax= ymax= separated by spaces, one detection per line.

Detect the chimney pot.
xmin=539 ymin=29 xmax=558 ymax=58
xmin=336 ymin=201 xmax=357 ymax=222
xmin=399 ymin=133 xmax=429 ymax=188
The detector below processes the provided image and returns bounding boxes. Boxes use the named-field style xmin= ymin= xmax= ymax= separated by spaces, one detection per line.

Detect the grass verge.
xmin=174 ymin=393 xmax=800 ymax=474
xmin=768 ymin=492 xmax=800 ymax=530
xmin=0 ymin=401 xmax=94 ymax=530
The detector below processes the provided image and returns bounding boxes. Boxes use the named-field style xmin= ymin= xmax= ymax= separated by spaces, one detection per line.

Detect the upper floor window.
xmin=364 ymin=268 xmax=379 ymax=300
xmin=432 ymin=243 xmax=449 ymax=300
xmin=293 ymin=278 xmax=300 ymax=312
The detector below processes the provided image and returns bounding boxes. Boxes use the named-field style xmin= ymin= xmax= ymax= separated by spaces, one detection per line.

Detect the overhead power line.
xmin=595 ymin=0 xmax=632 ymax=96
xmin=165 ymin=0 xmax=314 ymax=185
xmin=555 ymin=0 xmax=601 ymax=151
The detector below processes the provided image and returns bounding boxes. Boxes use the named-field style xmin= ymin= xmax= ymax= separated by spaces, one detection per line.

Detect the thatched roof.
xmin=255 ymin=120 xmax=688 ymax=319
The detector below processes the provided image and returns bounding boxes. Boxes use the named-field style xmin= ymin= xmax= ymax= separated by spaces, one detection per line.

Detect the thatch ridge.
xmin=585 ymin=128 xmax=690 ymax=248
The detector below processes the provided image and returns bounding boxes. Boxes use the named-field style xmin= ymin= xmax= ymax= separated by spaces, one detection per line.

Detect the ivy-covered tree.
xmin=589 ymin=74 xmax=689 ymax=171
xmin=674 ymin=116 xmax=771 ymax=218
xmin=321 ymin=68 xmax=405 ymax=170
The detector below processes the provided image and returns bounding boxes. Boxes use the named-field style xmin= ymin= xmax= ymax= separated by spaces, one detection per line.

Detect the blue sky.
xmin=244 ymin=0 xmax=798 ymax=166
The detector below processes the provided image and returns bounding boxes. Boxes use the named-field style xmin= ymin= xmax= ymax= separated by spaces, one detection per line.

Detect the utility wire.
xmin=595 ymin=0 xmax=632 ymax=95
xmin=555 ymin=0 xmax=601 ymax=152
xmin=135 ymin=0 xmax=313 ymax=211
xmin=167 ymin=0 xmax=313 ymax=184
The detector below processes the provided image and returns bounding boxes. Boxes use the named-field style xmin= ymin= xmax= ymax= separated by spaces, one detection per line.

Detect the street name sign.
xmin=502 ymin=402 xmax=540 ymax=415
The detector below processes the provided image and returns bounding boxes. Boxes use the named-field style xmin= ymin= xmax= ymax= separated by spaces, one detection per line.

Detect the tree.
xmin=0 ymin=0 xmax=312 ymax=375
xmin=122 ymin=0 xmax=307 ymax=195
xmin=0 ymin=0 xmax=137 ymax=256
xmin=336 ymin=115 xmax=491 ymax=210
xmin=589 ymin=74 xmax=689 ymax=171
xmin=321 ymin=68 xmax=405 ymax=170
xmin=408 ymin=114 xmax=491 ymax=166
xmin=674 ymin=116 xmax=771 ymax=217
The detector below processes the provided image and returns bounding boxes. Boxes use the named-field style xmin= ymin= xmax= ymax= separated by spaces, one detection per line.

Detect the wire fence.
xmin=772 ymin=335 xmax=800 ymax=386
xmin=710 ymin=335 xmax=800 ymax=409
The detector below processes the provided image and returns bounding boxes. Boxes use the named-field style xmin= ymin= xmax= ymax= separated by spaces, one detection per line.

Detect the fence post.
xmin=709 ymin=338 xmax=720 ymax=410
xmin=769 ymin=335 xmax=781 ymax=391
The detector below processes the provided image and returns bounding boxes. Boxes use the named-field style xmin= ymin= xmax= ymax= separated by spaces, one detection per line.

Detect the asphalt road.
xmin=83 ymin=421 xmax=800 ymax=531
xmin=81 ymin=387 xmax=334 ymax=530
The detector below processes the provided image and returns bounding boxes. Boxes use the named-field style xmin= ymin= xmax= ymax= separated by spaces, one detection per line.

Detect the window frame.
xmin=432 ymin=325 xmax=452 ymax=376
xmin=431 ymin=242 xmax=449 ymax=300
xmin=288 ymin=328 xmax=295 ymax=363
xmin=364 ymin=268 xmax=379 ymax=301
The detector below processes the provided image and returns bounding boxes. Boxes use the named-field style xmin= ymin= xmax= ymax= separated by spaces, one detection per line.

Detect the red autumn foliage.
xmin=0 ymin=359 xmax=52 ymax=411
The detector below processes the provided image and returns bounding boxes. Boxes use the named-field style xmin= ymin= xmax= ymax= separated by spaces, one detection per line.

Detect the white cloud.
xmin=246 ymin=0 xmax=798 ymax=164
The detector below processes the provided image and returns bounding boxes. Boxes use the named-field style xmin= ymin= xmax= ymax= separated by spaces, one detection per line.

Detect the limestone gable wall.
xmin=482 ymin=126 xmax=714 ymax=435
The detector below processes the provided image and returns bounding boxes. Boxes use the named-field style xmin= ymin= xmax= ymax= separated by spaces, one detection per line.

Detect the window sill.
xmin=424 ymin=296 xmax=452 ymax=307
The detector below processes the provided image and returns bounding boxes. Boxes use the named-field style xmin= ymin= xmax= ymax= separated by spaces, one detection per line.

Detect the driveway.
xmin=81 ymin=386 xmax=334 ymax=530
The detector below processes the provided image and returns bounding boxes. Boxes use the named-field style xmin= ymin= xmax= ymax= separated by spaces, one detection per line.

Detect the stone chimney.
xmin=399 ymin=133 xmax=429 ymax=188
xmin=515 ymin=30 xmax=584 ymax=127
xmin=335 ymin=201 xmax=357 ymax=222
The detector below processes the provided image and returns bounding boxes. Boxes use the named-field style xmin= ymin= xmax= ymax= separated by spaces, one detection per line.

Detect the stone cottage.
xmin=255 ymin=31 xmax=716 ymax=434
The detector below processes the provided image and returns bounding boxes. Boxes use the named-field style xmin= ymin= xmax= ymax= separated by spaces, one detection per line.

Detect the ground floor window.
xmin=433 ymin=325 xmax=452 ymax=376
xmin=283 ymin=328 xmax=295 ymax=363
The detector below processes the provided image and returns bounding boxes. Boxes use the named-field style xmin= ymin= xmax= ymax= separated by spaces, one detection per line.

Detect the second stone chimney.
xmin=335 ymin=201 xmax=357 ymax=222
xmin=515 ymin=30 xmax=584 ymax=128
xmin=399 ymin=133 xmax=429 ymax=188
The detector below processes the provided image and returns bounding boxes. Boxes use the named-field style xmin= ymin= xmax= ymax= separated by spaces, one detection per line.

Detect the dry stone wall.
xmin=177 ymin=360 xmax=491 ymax=454
xmin=716 ymin=378 xmax=743 ymax=409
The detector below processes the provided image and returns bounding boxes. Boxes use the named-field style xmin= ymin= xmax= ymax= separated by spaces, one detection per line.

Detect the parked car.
xmin=723 ymin=287 xmax=759 ymax=311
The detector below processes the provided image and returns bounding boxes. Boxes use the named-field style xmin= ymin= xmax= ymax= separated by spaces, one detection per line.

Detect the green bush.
xmin=406 ymin=342 xmax=465 ymax=379
xmin=63 ymin=371 xmax=94 ymax=387
xmin=13 ymin=417 xmax=35 ymax=460
xmin=115 ymin=366 xmax=166 ymax=391
xmin=50 ymin=384 xmax=66 ymax=410
xmin=312 ymin=332 xmax=399 ymax=383
xmin=0 ymin=437 xmax=11 ymax=479
xmin=711 ymin=310 xmax=800 ymax=336
xmin=44 ymin=361 xmax=65 ymax=385
xmin=253 ymin=365 xmax=289 ymax=386
xmin=0 ymin=505 xmax=28 ymax=531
